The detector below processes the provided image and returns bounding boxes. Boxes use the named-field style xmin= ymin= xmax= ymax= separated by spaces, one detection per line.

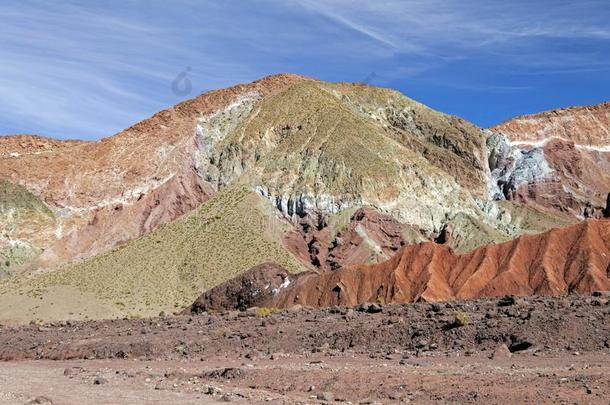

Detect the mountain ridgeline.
xmin=0 ymin=74 xmax=608 ymax=321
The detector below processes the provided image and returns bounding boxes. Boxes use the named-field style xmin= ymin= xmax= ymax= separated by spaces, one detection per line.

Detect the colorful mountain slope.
xmin=1 ymin=74 xmax=606 ymax=322
xmin=0 ymin=185 xmax=304 ymax=322
xmin=264 ymin=219 xmax=610 ymax=308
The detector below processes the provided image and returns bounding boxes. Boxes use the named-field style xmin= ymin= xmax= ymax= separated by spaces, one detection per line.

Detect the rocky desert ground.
xmin=1 ymin=293 xmax=609 ymax=404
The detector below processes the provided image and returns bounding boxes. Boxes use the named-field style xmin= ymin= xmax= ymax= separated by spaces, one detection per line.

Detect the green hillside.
xmin=0 ymin=180 xmax=55 ymax=275
xmin=0 ymin=184 xmax=304 ymax=322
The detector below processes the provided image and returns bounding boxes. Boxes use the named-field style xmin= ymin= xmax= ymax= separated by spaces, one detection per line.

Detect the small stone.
xmin=63 ymin=367 xmax=82 ymax=377
xmin=490 ymin=344 xmax=512 ymax=360
xmin=26 ymin=397 xmax=53 ymax=405
xmin=245 ymin=350 xmax=260 ymax=360
xmin=317 ymin=392 xmax=334 ymax=402
xmin=508 ymin=336 xmax=534 ymax=352
xmin=288 ymin=304 xmax=303 ymax=313
xmin=388 ymin=391 xmax=402 ymax=400
xmin=485 ymin=319 xmax=498 ymax=327
xmin=329 ymin=306 xmax=341 ymax=314
xmin=414 ymin=339 xmax=429 ymax=349
xmin=367 ymin=303 xmax=383 ymax=313
xmin=497 ymin=295 xmax=516 ymax=307
xmin=384 ymin=353 xmax=402 ymax=360
xmin=270 ymin=352 xmax=286 ymax=360
xmin=93 ymin=376 xmax=108 ymax=385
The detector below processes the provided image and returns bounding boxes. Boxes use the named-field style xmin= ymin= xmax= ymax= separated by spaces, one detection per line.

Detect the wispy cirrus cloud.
xmin=0 ymin=1 xmax=256 ymax=139
xmin=0 ymin=0 xmax=609 ymax=138
xmin=293 ymin=0 xmax=610 ymax=66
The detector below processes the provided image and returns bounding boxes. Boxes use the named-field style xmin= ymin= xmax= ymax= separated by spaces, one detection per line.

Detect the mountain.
xmin=492 ymin=102 xmax=610 ymax=147
xmin=190 ymin=219 xmax=609 ymax=310
xmin=0 ymin=75 xmax=302 ymax=276
xmin=0 ymin=74 xmax=606 ymax=321
xmin=490 ymin=102 xmax=610 ymax=217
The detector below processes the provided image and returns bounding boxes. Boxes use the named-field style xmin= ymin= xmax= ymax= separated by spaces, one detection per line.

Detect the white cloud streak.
xmin=293 ymin=0 xmax=610 ymax=62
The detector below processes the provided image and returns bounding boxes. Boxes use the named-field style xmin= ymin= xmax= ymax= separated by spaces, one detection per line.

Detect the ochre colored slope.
xmin=491 ymin=101 xmax=610 ymax=147
xmin=270 ymin=219 xmax=610 ymax=308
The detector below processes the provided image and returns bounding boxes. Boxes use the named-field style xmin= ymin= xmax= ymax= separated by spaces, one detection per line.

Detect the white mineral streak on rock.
xmin=52 ymin=172 xmax=176 ymax=214
xmin=510 ymin=137 xmax=610 ymax=152
xmin=355 ymin=224 xmax=383 ymax=255
xmin=254 ymin=181 xmax=482 ymax=236
xmin=253 ymin=185 xmax=359 ymax=219
xmin=272 ymin=275 xmax=292 ymax=295
xmin=54 ymin=222 xmax=64 ymax=239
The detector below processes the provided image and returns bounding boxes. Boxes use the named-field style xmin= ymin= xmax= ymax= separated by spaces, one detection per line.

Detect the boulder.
xmin=187 ymin=263 xmax=292 ymax=313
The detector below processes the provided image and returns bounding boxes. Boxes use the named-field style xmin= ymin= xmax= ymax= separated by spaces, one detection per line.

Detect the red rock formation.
xmin=492 ymin=103 xmax=610 ymax=216
xmin=282 ymin=208 xmax=424 ymax=272
xmin=492 ymin=102 xmax=610 ymax=147
xmin=35 ymin=168 xmax=213 ymax=267
xmin=507 ymin=139 xmax=610 ymax=216
xmin=269 ymin=220 xmax=610 ymax=308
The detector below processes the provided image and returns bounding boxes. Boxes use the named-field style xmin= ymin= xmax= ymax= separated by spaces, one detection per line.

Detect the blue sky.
xmin=1 ymin=0 xmax=609 ymax=140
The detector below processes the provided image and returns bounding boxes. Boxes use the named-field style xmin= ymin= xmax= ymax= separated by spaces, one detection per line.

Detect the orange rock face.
xmin=492 ymin=102 xmax=610 ymax=147
xmin=270 ymin=220 xmax=610 ymax=308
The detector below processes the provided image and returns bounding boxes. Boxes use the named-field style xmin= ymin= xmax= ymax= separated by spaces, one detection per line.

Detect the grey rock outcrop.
xmin=486 ymin=132 xmax=553 ymax=200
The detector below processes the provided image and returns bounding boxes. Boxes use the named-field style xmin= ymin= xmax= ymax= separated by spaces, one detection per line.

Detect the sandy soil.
xmin=1 ymin=353 xmax=609 ymax=404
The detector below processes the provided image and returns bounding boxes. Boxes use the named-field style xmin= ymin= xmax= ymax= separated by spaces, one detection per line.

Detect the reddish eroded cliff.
xmin=269 ymin=219 xmax=610 ymax=308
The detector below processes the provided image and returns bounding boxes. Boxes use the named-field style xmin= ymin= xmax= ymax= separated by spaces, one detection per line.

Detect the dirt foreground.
xmin=0 ymin=294 xmax=609 ymax=404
